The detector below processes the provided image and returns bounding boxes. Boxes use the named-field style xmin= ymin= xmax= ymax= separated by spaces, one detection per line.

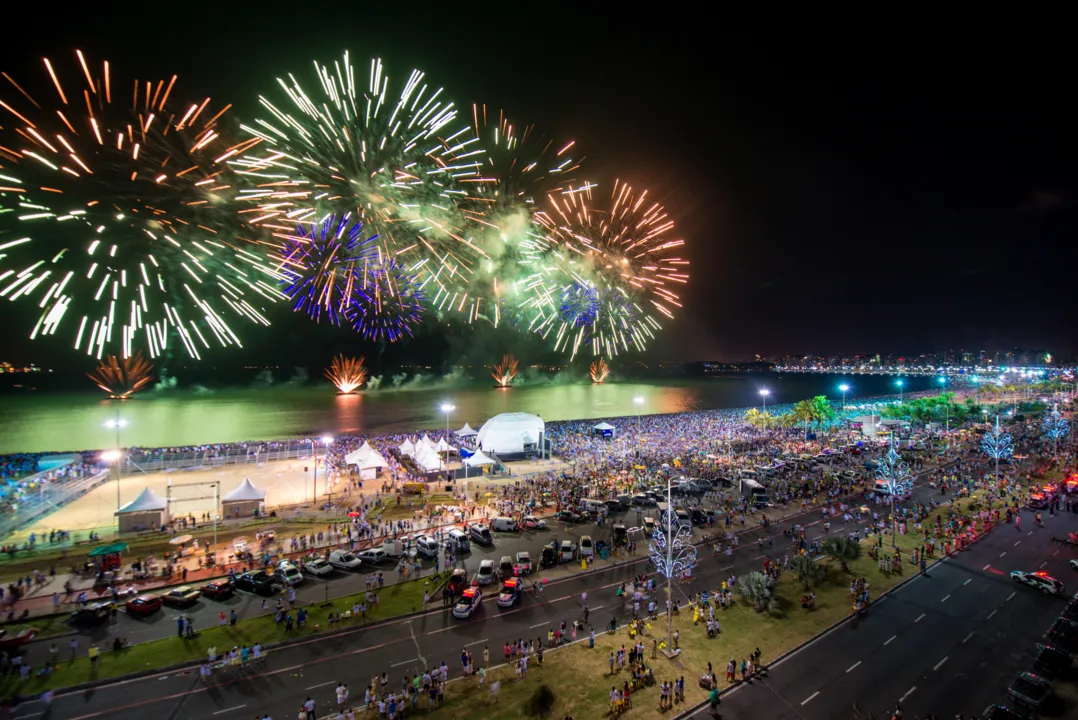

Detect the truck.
xmin=740 ymin=478 xmax=770 ymax=507
xmin=380 ymin=539 xmax=409 ymax=558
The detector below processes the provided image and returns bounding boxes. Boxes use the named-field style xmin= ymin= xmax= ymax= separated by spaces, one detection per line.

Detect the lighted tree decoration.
xmin=649 ymin=506 xmax=697 ymax=656
xmin=874 ymin=434 xmax=913 ymax=546
xmin=1042 ymin=404 xmax=1070 ymax=458
xmin=589 ymin=357 xmax=610 ymax=384
xmin=982 ymin=414 xmax=1014 ymax=484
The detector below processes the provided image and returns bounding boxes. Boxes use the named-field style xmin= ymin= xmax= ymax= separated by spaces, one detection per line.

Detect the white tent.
xmin=419 ymin=433 xmax=436 ymax=450
xmin=222 ymin=478 xmax=267 ymax=517
xmin=593 ymin=422 xmax=615 ymax=431
xmin=462 ymin=450 xmax=496 ymax=467
xmin=412 ymin=446 xmax=442 ymax=472
xmin=344 ymin=441 xmax=389 ymax=479
xmin=434 ymin=437 xmax=457 ymax=454
xmin=455 ymin=423 xmax=478 ymax=437
xmin=398 ymin=438 xmax=416 ymax=457
xmin=476 ymin=412 xmax=545 ymax=454
xmin=115 ymin=487 xmax=169 ymax=533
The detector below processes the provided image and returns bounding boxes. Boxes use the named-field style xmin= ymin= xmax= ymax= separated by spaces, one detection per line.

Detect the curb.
xmin=671 ymin=499 xmax=1001 ymax=719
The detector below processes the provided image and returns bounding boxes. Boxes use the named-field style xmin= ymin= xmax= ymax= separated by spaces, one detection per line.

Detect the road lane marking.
xmin=915 ymin=613 xmax=926 ymax=622
xmin=846 ymin=661 xmax=861 ymax=673
xmin=530 ymin=622 xmax=549 ymax=628
xmin=1039 ymin=561 xmax=1047 ymax=568
xmin=1028 ymin=530 xmax=1033 ymax=535
xmin=391 ymin=659 xmax=416 ymax=667
xmin=987 ymin=609 xmax=998 ymax=620
xmin=589 ymin=605 xmax=605 ymax=612
xmin=464 ymin=638 xmax=490 ymax=647
xmin=1054 ymin=549 xmax=1060 ymax=557
xmin=899 ymin=686 xmax=917 ymax=702
xmin=1000 ymin=552 xmax=1006 ymax=558
xmin=941 ymin=595 xmax=951 ymax=603
xmin=884 ymin=635 xmax=897 ymax=646
xmin=1006 ymin=592 xmax=1016 ymax=601
xmin=933 ymin=656 xmax=948 ymax=671
xmin=983 ymin=564 xmax=991 ymax=570
xmin=963 ymin=579 xmax=972 ymax=586
xmin=306 ymin=681 xmax=335 ymax=689
xmin=963 ymin=632 xmax=974 ymax=643
xmin=801 ymin=691 xmax=819 ymax=705
xmin=213 ymin=706 xmax=246 ymax=716
xmin=1015 ymin=540 xmax=1021 ymax=547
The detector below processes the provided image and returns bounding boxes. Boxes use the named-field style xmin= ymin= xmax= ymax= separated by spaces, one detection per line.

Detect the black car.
xmin=69 ymin=601 xmax=114 ymax=626
xmin=540 ymin=542 xmax=558 ymax=568
xmin=556 ymin=510 xmax=585 ymax=523
xmin=1059 ymin=599 xmax=1078 ymax=623
xmin=982 ymin=703 xmax=1026 ymax=720
xmin=234 ymin=570 xmax=281 ymax=596
xmin=1033 ymin=644 xmax=1072 ymax=679
xmin=1046 ymin=618 xmax=1078 ymax=653
xmin=690 ymin=509 xmax=708 ymax=526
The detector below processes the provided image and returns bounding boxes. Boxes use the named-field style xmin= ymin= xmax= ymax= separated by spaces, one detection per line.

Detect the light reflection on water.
xmin=0 ymin=374 xmax=939 ymax=453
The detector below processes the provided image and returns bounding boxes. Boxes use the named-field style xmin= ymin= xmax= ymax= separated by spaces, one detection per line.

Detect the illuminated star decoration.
xmin=874 ymin=436 xmax=914 ymax=497
xmin=981 ymin=417 xmax=1014 ymax=460
xmin=649 ymin=508 xmax=697 ymax=579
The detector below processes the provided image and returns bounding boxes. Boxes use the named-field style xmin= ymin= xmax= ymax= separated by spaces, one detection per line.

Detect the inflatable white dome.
xmin=476 ymin=412 xmax=545 ymax=454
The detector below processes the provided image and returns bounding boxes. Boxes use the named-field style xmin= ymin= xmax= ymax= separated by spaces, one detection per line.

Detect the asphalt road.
xmin=9 ymin=462 xmax=960 ymax=720
xmin=689 ymin=506 xmax=1078 ymax=719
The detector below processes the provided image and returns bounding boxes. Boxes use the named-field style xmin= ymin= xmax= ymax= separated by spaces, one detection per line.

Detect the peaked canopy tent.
xmin=462 ymin=450 xmax=496 ymax=467
xmin=115 ymin=487 xmax=169 ymax=533
xmin=454 ymin=423 xmax=478 ymax=437
xmin=593 ymin=421 xmax=616 ymax=438
xmin=222 ymin=478 xmax=267 ymax=517
xmin=398 ymin=438 xmax=416 ymax=457
xmin=476 ymin=412 xmax=546 ymax=455
xmin=434 ymin=437 xmax=458 ymax=454
xmin=345 ymin=441 xmax=390 ymax=479
xmin=412 ymin=446 xmax=443 ymax=472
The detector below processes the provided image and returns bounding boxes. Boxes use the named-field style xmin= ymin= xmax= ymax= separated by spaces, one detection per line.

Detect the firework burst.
xmin=324 ymin=353 xmax=368 ymax=393
xmin=491 ymin=353 xmax=519 ymax=388
xmin=532 ymin=180 xmax=689 ymax=359
xmin=87 ymin=353 xmax=153 ymax=398
xmin=232 ymin=53 xmax=488 ymax=319
xmin=589 ymin=357 xmax=610 ymax=383
xmin=346 ymin=253 xmax=424 ymax=342
xmin=0 ymin=50 xmax=286 ymax=360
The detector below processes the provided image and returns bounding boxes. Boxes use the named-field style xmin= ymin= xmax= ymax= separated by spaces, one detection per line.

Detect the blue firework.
xmin=276 ymin=215 xmax=378 ymax=325
xmin=346 ymin=257 xmax=425 ymax=342
xmin=558 ymin=282 xmax=600 ymax=328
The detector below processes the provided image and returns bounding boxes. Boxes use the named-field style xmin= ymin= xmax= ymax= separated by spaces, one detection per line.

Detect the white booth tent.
xmin=398 ymin=438 xmax=416 ymax=457
xmin=419 ymin=434 xmax=436 ymax=451
xmin=434 ymin=437 xmax=457 ymax=454
xmin=454 ymin=423 xmax=478 ymax=437
xmin=345 ymin=441 xmax=390 ymax=479
xmin=412 ymin=445 xmax=443 ymax=472
xmin=476 ymin=412 xmax=545 ymax=455
xmin=593 ymin=421 xmax=615 ymax=438
xmin=115 ymin=487 xmax=169 ymax=533
xmin=462 ymin=450 xmax=496 ymax=467
xmin=222 ymin=478 xmax=267 ymax=517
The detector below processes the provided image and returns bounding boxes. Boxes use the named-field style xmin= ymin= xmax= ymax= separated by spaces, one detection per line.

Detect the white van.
xmin=469 ymin=523 xmax=493 ymax=546
xmin=415 ymin=535 xmax=440 ymax=559
xmin=491 ymin=516 xmax=519 ymax=533
xmin=446 ymin=528 xmax=471 ymax=553
xmin=581 ymin=499 xmax=606 ymax=514
xmin=579 ymin=535 xmax=594 ymax=557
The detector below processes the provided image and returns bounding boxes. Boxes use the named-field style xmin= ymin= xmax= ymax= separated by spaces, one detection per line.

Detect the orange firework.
xmin=87 ymin=354 xmax=153 ymax=399
xmin=324 ymin=354 xmax=368 ymax=394
xmin=589 ymin=357 xmax=610 ymax=383
xmin=492 ymin=354 xmax=519 ymax=388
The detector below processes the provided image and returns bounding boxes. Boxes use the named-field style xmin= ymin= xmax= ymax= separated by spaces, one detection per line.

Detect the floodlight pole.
xmin=665 ymin=474 xmax=673 ymax=652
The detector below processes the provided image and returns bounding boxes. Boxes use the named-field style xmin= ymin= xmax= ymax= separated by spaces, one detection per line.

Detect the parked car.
xmin=1006 ymin=671 xmax=1052 ymax=709
xmin=200 ymin=579 xmax=235 ymax=601
xmin=555 ymin=510 xmax=585 ymax=524
xmin=559 ymin=540 xmax=576 ymax=563
xmin=446 ymin=568 xmax=469 ymax=596
xmin=0 ymin=627 xmax=38 ymax=651
xmin=125 ymin=594 xmax=163 ymax=617
xmin=981 ymin=704 xmax=1027 ymax=720
xmin=276 ymin=561 xmax=304 ymax=587
xmin=159 ymin=585 xmax=201 ymax=608
xmin=357 ymin=549 xmax=388 ymax=565
xmin=540 ymin=542 xmax=558 ymax=568
xmin=475 ymin=559 xmax=495 ymax=585
xmin=515 ymin=551 xmax=533 ymax=575
xmin=328 ymin=550 xmax=362 ymax=570
xmin=302 ymin=557 xmax=334 ymax=576
xmin=522 ymin=516 xmax=547 ymax=530
xmin=1033 ymin=644 xmax=1072 ymax=679
xmin=468 ymin=523 xmax=494 ymax=547
xmin=498 ymin=556 xmax=516 ymax=579
xmin=69 ymin=601 xmax=114 ymax=626
xmin=234 ymin=570 xmax=281 ymax=596
xmin=1046 ymin=617 xmax=1078 ymax=653
xmin=579 ymin=536 xmax=594 ymax=558
xmin=1011 ymin=570 xmax=1065 ymax=595
xmin=452 ymin=587 xmax=483 ymax=619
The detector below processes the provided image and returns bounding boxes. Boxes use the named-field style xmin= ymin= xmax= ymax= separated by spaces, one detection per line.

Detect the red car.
xmin=200 ymin=579 xmax=235 ymax=601
xmin=125 ymin=594 xmax=163 ymax=617
xmin=0 ymin=627 xmax=37 ymax=650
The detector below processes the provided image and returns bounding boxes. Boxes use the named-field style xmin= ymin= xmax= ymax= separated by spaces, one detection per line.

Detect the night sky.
xmin=2 ymin=12 xmax=1075 ymax=372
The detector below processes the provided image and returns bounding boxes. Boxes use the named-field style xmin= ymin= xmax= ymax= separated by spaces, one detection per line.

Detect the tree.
xmin=809 ymin=395 xmax=835 ymax=426
xmin=790 ymin=554 xmax=824 ymax=590
xmin=743 ymin=408 xmax=764 ymax=430
xmin=736 ymin=571 xmax=779 ymax=613
xmin=821 ymin=537 xmax=862 ymax=573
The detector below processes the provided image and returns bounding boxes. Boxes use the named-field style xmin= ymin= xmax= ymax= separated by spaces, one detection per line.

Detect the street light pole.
xmin=897 ymin=379 xmax=904 ymax=404
xmin=839 ymin=384 xmax=850 ymax=410
xmin=759 ymin=388 xmax=770 ymax=413
xmin=312 ymin=435 xmax=333 ymax=502
xmin=634 ymin=396 xmax=644 ymax=429
xmin=665 ymin=472 xmax=673 ymax=652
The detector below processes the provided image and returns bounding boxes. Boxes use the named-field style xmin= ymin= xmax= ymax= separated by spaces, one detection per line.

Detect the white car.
xmin=475 ymin=559 xmax=495 ymax=585
xmin=328 ymin=550 xmax=362 ymax=570
xmin=276 ymin=561 xmax=304 ymax=586
xmin=302 ymin=558 xmax=333 ymax=576
xmin=579 ymin=535 xmax=594 ymax=558
xmin=515 ymin=551 xmax=533 ymax=575
xmin=358 ymin=549 xmax=388 ymax=565
xmin=522 ymin=515 xmax=547 ymax=530
xmin=1011 ymin=570 xmax=1065 ymax=595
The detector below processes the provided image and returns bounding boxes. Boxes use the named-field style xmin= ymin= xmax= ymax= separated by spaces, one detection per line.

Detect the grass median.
xmin=405 ymin=493 xmax=996 ymax=719
xmin=0 ymin=572 xmax=433 ymax=695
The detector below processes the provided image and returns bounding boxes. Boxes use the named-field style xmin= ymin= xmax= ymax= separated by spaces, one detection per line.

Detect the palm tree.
xmin=736 ymin=571 xmax=779 ymax=613
xmin=743 ymin=408 xmax=764 ymax=430
xmin=790 ymin=554 xmax=823 ymax=590
xmin=820 ymin=537 xmax=862 ymax=573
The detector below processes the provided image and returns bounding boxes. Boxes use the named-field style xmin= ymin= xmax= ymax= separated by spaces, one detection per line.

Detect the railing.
xmin=123 ymin=439 xmax=316 ymax=476
xmin=0 ymin=469 xmax=110 ymax=539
